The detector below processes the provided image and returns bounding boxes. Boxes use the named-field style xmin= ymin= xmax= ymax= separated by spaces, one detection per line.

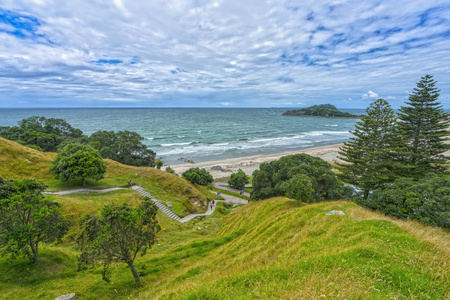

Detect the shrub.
xmin=228 ymin=171 xmax=249 ymax=190
xmin=361 ymin=174 xmax=450 ymax=229
xmin=182 ymin=168 xmax=213 ymax=185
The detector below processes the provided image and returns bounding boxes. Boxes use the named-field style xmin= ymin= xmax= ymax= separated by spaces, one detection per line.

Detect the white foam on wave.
xmin=147 ymin=137 xmax=154 ymax=140
xmin=325 ymin=124 xmax=338 ymax=127
xmin=161 ymin=142 xmax=192 ymax=147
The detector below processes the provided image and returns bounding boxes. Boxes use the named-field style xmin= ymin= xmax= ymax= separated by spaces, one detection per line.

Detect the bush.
xmin=251 ymin=153 xmax=345 ymax=203
xmin=360 ymin=174 xmax=450 ymax=229
xmin=182 ymin=168 xmax=213 ymax=185
xmin=228 ymin=171 xmax=249 ymax=190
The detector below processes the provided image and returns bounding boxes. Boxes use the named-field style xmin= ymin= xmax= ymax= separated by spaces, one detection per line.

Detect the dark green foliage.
xmin=182 ymin=168 xmax=213 ymax=185
xmin=165 ymin=166 xmax=176 ymax=174
xmin=155 ymin=160 xmax=164 ymax=169
xmin=89 ymin=130 xmax=156 ymax=167
xmin=337 ymin=99 xmax=408 ymax=199
xmin=0 ymin=178 xmax=69 ymax=263
xmin=360 ymin=174 xmax=450 ymax=229
xmin=76 ymin=199 xmax=159 ymax=284
xmin=251 ymin=154 xmax=345 ymax=202
xmin=50 ymin=143 xmax=106 ymax=186
xmin=0 ymin=116 xmax=84 ymax=152
xmin=282 ymin=104 xmax=361 ymax=118
xmin=397 ymin=75 xmax=450 ymax=178
xmin=228 ymin=171 xmax=249 ymax=190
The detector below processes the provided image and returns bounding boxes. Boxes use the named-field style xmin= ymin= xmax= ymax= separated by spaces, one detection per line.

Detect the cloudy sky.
xmin=0 ymin=0 xmax=449 ymax=108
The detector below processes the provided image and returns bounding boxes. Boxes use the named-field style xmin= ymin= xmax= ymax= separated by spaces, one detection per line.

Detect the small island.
xmin=282 ymin=104 xmax=362 ymax=118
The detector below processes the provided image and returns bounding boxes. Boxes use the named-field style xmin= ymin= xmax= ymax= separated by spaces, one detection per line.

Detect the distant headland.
xmin=282 ymin=104 xmax=363 ymax=118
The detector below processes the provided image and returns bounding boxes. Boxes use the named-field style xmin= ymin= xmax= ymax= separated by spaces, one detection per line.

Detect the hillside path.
xmin=211 ymin=182 xmax=251 ymax=198
xmin=46 ymin=186 xmax=246 ymax=223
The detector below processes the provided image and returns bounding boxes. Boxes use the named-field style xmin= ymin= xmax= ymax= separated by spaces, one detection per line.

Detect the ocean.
xmin=0 ymin=108 xmax=363 ymax=165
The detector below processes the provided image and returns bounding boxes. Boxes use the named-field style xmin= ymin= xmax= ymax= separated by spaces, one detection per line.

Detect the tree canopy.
xmin=228 ymin=171 xmax=249 ymax=190
xmin=0 ymin=178 xmax=69 ymax=263
xmin=0 ymin=116 xmax=83 ymax=152
xmin=76 ymin=199 xmax=159 ymax=284
xmin=50 ymin=143 xmax=106 ymax=186
xmin=182 ymin=168 xmax=213 ymax=185
xmin=337 ymin=99 xmax=408 ymax=199
xmin=397 ymin=75 xmax=450 ymax=178
xmin=251 ymin=154 xmax=345 ymax=203
xmin=89 ymin=130 xmax=156 ymax=167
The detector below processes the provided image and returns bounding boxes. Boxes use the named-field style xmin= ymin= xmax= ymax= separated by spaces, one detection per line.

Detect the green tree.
xmin=50 ymin=143 xmax=106 ymax=186
xmin=89 ymin=130 xmax=156 ymax=167
xmin=76 ymin=199 xmax=159 ymax=285
xmin=228 ymin=171 xmax=249 ymax=190
xmin=398 ymin=75 xmax=450 ymax=178
xmin=0 ymin=178 xmax=69 ymax=263
xmin=155 ymin=160 xmax=163 ymax=169
xmin=337 ymin=99 xmax=408 ymax=199
xmin=0 ymin=116 xmax=84 ymax=152
xmin=182 ymin=168 xmax=213 ymax=185
xmin=251 ymin=153 xmax=344 ymax=202
xmin=363 ymin=174 xmax=450 ymax=229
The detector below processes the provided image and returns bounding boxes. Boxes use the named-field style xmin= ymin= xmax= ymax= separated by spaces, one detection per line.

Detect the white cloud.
xmin=220 ymin=102 xmax=232 ymax=106
xmin=0 ymin=0 xmax=449 ymax=108
xmin=362 ymin=91 xmax=379 ymax=100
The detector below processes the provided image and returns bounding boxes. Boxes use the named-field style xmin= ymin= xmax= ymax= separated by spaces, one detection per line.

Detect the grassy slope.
xmin=0 ymin=198 xmax=448 ymax=299
xmin=0 ymin=137 xmax=212 ymax=215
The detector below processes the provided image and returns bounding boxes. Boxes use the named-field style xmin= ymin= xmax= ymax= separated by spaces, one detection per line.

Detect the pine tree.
xmin=398 ymin=75 xmax=450 ymax=178
xmin=337 ymin=99 xmax=407 ymax=199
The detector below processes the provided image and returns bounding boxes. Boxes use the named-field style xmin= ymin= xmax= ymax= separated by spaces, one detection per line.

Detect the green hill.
xmin=0 ymin=137 xmax=212 ymax=216
xmin=0 ymin=197 xmax=448 ymax=299
xmin=282 ymin=104 xmax=362 ymax=118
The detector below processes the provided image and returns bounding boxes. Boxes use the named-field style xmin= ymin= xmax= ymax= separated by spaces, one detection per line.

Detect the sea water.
xmin=0 ymin=108 xmax=363 ymax=164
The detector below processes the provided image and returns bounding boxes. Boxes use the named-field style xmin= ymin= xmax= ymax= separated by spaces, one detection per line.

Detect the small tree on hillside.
xmin=337 ymin=99 xmax=408 ymax=199
xmin=182 ymin=168 xmax=213 ymax=185
xmin=398 ymin=75 xmax=450 ymax=178
xmin=50 ymin=143 xmax=106 ymax=186
xmin=0 ymin=178 xmax=69 ymax=263
xmin=228 ymin=171 xmax=249 ymax=190
xmin=76 ymin=199 xmax=159 ymax=285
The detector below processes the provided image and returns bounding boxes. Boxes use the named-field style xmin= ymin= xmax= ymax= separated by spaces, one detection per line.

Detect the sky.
xmin=0 ymin=0 xmax=449 ymax=108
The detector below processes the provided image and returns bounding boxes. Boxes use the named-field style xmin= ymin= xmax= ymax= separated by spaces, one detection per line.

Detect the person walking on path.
xmin=128 ymin=180 xmax=132 ymax=189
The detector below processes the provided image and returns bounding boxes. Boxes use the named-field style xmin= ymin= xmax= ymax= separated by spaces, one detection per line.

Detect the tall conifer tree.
xmin=337 ymin=99 xmax=407 ymax=199
xmin=398 ymin=75 xmax=450 ymax=178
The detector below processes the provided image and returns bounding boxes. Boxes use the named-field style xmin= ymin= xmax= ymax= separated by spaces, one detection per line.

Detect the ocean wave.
xmin=146 ymin=137 xmax=154 ymax=140
xmin=324 ymin=124 xmax=338 ymax=127
xmin=160 ymin=142 xmax=192 ymax=147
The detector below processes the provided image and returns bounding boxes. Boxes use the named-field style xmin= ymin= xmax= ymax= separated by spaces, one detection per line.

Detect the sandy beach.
xmin=168 ymin=144 xmax=344 ymax=179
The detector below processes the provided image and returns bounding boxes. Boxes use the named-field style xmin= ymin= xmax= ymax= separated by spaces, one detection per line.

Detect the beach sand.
xmin=169 ymin=141 xmax=450 ymax=179
xmin=168 ymin=144 xmax=344 ymax=179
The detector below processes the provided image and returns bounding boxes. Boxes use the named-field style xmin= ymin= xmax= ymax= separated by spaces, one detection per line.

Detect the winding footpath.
xmin=45 ymin=185 xmax=247 ymax=223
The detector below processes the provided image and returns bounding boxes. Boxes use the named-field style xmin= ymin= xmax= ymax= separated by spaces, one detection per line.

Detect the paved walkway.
xmin=44 ymin=187 xmax=124 ymax=195
xmin=211 ymin=182 xmax=251 ymax=198
xmin=46 ymin=185 xmax=247 ymax=223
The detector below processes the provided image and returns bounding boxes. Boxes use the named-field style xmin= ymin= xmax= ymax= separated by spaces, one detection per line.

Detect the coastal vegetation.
xmin=338 ymin=75 xmax=449 ymax=227
xmin=0 ymin=118 xmax=156 ymax=167
xmin=227 ymin=171 xmax=249 ymax=190
xmin=0 ymin=178 xmax=69 ymax=263
xmin=251 ymin=153 xmax=346 ymax=202
xmin=182 ymin=167 xmax=214 ymax=185
xmin=50 ymin=143 xmax=107 ymax=186
xmin=77 ymin=199 xmax=159 ymax=284
xmin=89 ymin=130 xmax=156 ymax=167
xmin=282 ymin=104 xmax=362 ymax=118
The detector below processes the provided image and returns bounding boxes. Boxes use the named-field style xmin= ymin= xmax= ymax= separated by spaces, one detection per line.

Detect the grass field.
xmin=1 ymin=137 xmax=449 ymax=299
xmin=0 ymin=197 xmax=448 ymax=299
